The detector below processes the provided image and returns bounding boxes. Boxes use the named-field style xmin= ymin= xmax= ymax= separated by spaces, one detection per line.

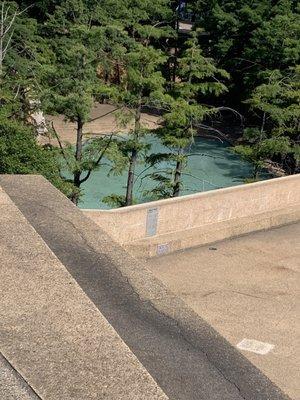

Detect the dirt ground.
xmin=39 ymin=103 xmax=160 ymax=146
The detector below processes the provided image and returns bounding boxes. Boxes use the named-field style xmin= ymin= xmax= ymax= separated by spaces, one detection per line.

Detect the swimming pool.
xmin=78 ymin=136 xmax=261 ymax=209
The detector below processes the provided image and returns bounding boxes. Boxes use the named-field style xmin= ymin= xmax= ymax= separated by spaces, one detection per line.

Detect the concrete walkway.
xmin=148 ymin=224 xmax=300 ymax=400
xmin=0 ymin=175 xmax=291 ymax=400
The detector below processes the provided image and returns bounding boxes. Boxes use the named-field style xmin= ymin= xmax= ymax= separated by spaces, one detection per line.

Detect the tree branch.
xmin=87 ymin=106 xmax=121 ymax=123
xmin=51 ymin=121 xmax=72 ymax=170
xmin=215 ymin=106 xmax=244 ymax=125
xmin=79 ymin=134 xmax=114 ymax=184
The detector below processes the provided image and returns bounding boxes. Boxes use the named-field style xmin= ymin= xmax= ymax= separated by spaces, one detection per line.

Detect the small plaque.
xmin=237 ymin=339 xmax=274 ymax=355
xmin=146 ymin=208 xmax=158 ymax=237
xmin=157 ymin=244 xmax=170 ymax=256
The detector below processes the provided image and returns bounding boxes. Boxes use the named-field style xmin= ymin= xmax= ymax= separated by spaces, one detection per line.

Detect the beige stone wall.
xmin=84 ymin=175 xmax=300 ymax=257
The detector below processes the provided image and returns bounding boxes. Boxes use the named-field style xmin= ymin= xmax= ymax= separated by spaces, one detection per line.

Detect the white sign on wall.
xmin=146 ymin=208 xmax=158 ymax=237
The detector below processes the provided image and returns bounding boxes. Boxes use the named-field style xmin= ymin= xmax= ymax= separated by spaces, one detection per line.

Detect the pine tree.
xmin=0 ymin=1 xmax=49 ymax=122
xmin=102 ymin=43 xmax=168 ymax=206
xmin=194 ymin=0 xmax=300 ymax=109
xmin=100 ymin=0 xmax=172 ymax=207
xmin=42 ymin=1 xmax=125 ymax=204
xmin=234 ymin=66 xmax=300 ymax=178
xmin=147 ymin=30 xmax=229 ymax=198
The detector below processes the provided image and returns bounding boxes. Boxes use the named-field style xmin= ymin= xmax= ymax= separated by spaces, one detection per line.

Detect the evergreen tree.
xmin=194 ymin=0 xmax=300 ymax=109
xmin=0 ymin=1 xmax=49 ymax=122
xmin=102 ymin=43 xmax=168 ymax=206
xmin=147 ymin=30 xmax=229 ymax=198
xmin=101 ymin=0 xmax=173 ymax=207
xmin=42 ymin=1 xmax=124 ymax=204
xmin=234 ymin=66 xmax=300 ymax=178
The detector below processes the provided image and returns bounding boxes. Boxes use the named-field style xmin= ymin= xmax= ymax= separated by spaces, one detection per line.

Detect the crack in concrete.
xmin=30 ymin=203 xmax=249 ymax=399
xmin=142 ymin=298 xmax=248 ymax=400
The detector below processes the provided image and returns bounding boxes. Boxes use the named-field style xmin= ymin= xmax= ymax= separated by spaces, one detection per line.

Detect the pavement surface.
xmin=0 ymin=175 xmax=292 ymax=400
xmin=148 ymin=223 xmax=300 ymax=400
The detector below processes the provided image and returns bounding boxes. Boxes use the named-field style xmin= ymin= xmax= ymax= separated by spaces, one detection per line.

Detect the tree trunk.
xmin=253 ymin=164 xmax=259 ymax=180
xmin=0 ymin=44 xmax=3 ymax=78
xmin=125 ymin=148 xmax=138 ymax=206
xmin=125 ymin=95 xmax=142 ymax=206
xmin=173 ymin=159 xmax=183 ymax=197
xmin=0 ymin=4 xmax=18 ymax=77
xmin=0 ymin=4 xmax=4 ymax=77
xmin=71 ymin=117 xmax=84 ymax=205
xmin=171 ymin=0 xmax=180 ymax=84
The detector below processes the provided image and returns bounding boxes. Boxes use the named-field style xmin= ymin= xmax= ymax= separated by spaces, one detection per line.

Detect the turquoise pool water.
xmin=78 ymin=136 xmax=261 ymax=209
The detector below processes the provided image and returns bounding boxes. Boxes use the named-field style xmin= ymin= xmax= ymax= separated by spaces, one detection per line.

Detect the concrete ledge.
xmin=84 ymin=175 xmax=300 ymax=257
xmin=0 ymin=186 xmax=168 ymax=400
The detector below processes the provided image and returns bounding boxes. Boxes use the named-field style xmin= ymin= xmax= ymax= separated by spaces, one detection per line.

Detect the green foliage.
xmin=248 ymin=68 xmax=300 ymax=137
xmin=143 ymin=169 xmax=176 ymax=200
xmin=0 ymin=2 xmax=76 ymax=197
xmin=0 ymin=119 xmax=74 ymax=196
xmin=1 ymin=0 xmax=299 ymax=209
xmin=195 ymin=0 xmax=300 ymax=105
xmin=194 ymin=0 xmax=299 ymax=175
xmin=107 ymin=43 xmax=168 ymax=109
xmin=57 ymin=134 xmax=127 ymax=194
xmin=147 ymin=30 xmax=228 ymax=198
xmin=102 ymin=194 xmax=127 ymax=208
xmin=42 ymin=2 xmax=104 ymax=123
xmin=96 ymin=0 xmax=173 ymax=39
xmin=102 ymin=33 xmax=171 ymax=206
xmin=234 ymin=66 xmax=300 ymax=177
xmin=0 ymin=2 xmax=50 ymax=123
